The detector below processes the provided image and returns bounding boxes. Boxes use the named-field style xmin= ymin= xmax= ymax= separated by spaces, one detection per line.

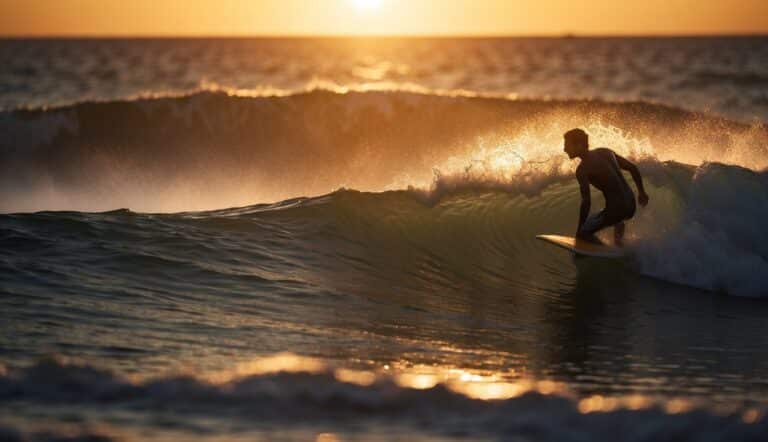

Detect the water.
xmin=3 ymin=37 xmax=768 ymax=121
xmin=1 ymin=37 xmax=768 ymax=441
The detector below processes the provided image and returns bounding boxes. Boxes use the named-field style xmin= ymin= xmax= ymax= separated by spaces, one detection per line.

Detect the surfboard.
xmin=536 ymin=234 xmax=625 ymax=258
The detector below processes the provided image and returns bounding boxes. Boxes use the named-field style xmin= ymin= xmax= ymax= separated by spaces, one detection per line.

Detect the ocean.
xmin=1 ymin=37 xmax=767 ymax=441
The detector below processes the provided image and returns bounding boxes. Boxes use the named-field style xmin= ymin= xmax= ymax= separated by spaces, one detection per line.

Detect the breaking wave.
xmin=1 ymin=88 xmax=766 ymax=212
xmin=0 ymin=355 xmax=764 ymax=442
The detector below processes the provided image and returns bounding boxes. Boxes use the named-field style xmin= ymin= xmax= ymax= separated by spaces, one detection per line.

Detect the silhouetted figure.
xmin=563 ymin=128 xmax=649 ymax=246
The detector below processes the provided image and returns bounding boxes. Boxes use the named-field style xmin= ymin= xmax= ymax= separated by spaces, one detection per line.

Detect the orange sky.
xmin=1 ymin=0 xmax=767 ymax=36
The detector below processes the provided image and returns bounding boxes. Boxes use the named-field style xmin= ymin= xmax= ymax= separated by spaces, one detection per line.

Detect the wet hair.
xmin=564 ymin=128 xmax=588 ymax=147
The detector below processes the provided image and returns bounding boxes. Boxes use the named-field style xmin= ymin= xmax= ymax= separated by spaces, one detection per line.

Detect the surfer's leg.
xmin=577 ymin=210 xmax=609 ymax=244
xmin=611 ymin=196 xmax=634 ymax=247
xmin=609 ymin=202 xmax=634 ymax=246
xmin=613 ymin=222 xmax=625 ymax=247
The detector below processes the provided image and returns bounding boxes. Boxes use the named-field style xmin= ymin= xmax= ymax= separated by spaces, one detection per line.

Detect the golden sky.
xmin=2 ymin=0 xmax=767 ymax=36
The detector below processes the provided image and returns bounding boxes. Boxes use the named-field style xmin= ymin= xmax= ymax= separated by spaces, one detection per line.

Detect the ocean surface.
xmin=1 ymin=37 xmax=768 ymax=441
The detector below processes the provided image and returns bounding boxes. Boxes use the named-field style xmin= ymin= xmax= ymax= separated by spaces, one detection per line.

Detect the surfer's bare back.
xmin=563 ymin=128 xmax=649 ymax=246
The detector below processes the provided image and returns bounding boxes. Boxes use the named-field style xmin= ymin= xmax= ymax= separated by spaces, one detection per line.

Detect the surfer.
xmin=563 ymin=128 xmax=649 ymax=246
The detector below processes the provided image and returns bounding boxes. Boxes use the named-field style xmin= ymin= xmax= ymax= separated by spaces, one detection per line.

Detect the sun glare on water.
xmin=352 ymin=0 xmax=383 ymax=11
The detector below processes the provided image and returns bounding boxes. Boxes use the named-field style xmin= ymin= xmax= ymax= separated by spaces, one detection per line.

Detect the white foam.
xmin=635 ymin=163 xmax=768 ymax=297
xmin=0 ymin=355 xmax=764 ymax=442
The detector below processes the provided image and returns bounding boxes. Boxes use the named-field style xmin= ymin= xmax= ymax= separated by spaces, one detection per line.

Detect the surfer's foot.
xmin=577 ymin=233 xmax=603 ymax=245
xmin=614 ymin=222 xmax=625 ymax=247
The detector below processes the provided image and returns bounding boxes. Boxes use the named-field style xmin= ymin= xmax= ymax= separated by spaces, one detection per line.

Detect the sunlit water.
xmin=2 ymin=37 xmax=768 ymax=121
xmin=1 ymin=37 xmax=768 ymax=441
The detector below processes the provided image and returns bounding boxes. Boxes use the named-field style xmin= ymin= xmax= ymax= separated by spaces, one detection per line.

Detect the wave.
xmin=0 ymin=89 xmax=766 ymax=213
xmin=1 ymin=89 xmax=767 ymax=297
xmin=243 ymin=161 xmax=768 ymax=298
xmin=0 ymin=355 xmax=764 ymax=442
xmin=2 ymin=158 xmax=767 ymax=298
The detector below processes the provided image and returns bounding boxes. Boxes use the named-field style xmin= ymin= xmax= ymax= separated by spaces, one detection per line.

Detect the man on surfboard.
xmin=564 ymin=128 xmax=649 ymax=246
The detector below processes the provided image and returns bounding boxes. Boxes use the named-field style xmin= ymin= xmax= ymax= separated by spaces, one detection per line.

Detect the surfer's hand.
xmin=638 ymin=192 xmax=649 ymax=207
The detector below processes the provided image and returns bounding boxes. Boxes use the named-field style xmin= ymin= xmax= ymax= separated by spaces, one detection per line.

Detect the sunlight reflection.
xmin=665 ymin=398 xmax=693 ymax=414
xmin=198 ymin=353 xmax=710 ymax=416
xmin=396 ymin=373 xmax=440 ymax=390
xmin=316 ymin=433 xmax=341 ymax=442
xmin=390 ymin=365 xmax=567 ymax=400
xmin=578 ymin=395 xmax=620 ymax=413
xmin=453 ymin=381 xmax=527 ymax=400
xmin=622 ymin=394 xmax=648 ymax=410
xmin=579 ymin=394 xmax=657 ymax=413
xmin=742 ymin=408 xmax=762 ymax=424
xmin=335 ymin=368 xmax=377 ymax=386
xmin=208 ymin=352 xmax=325 ymax=383
xmin=536 ymin=380 xmax=558 ymax=394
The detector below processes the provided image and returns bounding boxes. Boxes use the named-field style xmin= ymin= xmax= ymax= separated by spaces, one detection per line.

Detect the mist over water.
xmin=2 ymin=37 xmax=768 ymax=441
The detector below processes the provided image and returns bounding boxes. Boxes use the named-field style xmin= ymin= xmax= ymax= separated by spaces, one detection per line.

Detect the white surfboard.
xmin=536 ymin=234 xmax=625 ymax=258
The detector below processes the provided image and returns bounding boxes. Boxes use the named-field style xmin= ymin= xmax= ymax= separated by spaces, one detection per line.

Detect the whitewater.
xmin=1 ymin=37 xmax=768 ymax=441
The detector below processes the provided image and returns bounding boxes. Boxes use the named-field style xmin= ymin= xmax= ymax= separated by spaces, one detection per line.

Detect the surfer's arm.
xmin=616 ymin=154 xmax=649 ymax=206
xmin=576 ymin=169 xmax=591 ymax=232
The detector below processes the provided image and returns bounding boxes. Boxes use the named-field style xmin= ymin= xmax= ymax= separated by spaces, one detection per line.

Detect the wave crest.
xmin=0 ymin=89 xmax=765 ymax=213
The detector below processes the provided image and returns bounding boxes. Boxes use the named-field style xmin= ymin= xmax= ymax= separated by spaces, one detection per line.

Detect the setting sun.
xmin=1 ymin=0 xmax=766 ymax=36
xmin=352 ymin=0 xmax=383 ymax=11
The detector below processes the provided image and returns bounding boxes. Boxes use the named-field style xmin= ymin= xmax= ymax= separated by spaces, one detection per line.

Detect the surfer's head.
xmin=564 ymin=128 xmax=589 ymax=159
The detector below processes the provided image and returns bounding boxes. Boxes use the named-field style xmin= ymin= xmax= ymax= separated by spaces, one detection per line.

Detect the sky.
xmin=1 ymin=0 xmax=767 ymax=37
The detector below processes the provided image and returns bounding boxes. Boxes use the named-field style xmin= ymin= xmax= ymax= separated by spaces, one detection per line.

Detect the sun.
xmin=352 ymin=0 xmax=383 ymax=11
